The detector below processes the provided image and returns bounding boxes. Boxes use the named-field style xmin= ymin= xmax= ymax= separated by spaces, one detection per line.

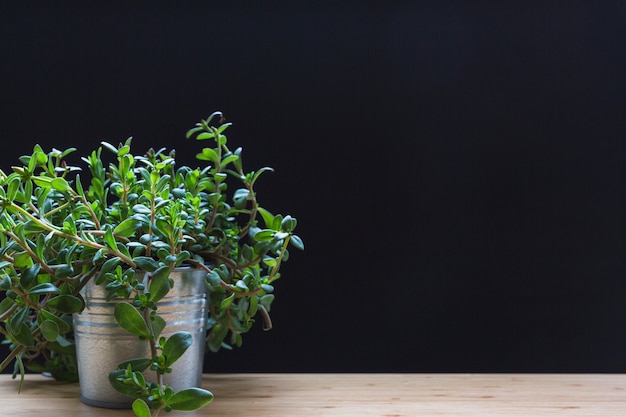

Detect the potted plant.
xmin=0 ymin=111 xmax=304 ymax=416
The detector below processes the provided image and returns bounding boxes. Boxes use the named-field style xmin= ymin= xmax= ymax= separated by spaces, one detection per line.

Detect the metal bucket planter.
xmin=73 ymin=267 xmax=208 ymax=408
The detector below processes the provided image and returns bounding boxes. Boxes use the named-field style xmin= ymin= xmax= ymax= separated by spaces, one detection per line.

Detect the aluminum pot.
xmin=73 ymin=267 xmax=208 ymax=408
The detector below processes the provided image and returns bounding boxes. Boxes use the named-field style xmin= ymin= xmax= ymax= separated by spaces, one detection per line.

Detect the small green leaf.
xmin=260 ymin=294 xmax=275 ymax=311
xmin=132 ymin=399 xmax=151 ymax=417
xmin=31 ymin=176 xmax=51 ymax=188
xmin=0 ymin=297 xmax=15 ymax=315
xmin=39 ymin=310 xmax=70 ymax=334
xmin=250 ymin=166 xmax=274 ymax=187
xmin=274 ymin=231 xmax=289 ymax=240
xmin=235 ymin=280 xmax=249 ymax=291
xmin=132 ymin=256 xmax=160 ymax=272
xmin=117 ymin=144 xmax=131 ymax=157
xmin=253 ymin=229 xmax=275 ymax=242
xmin=220 ymin=293 xmax=235 ymax=309
xmin=262 ymin=258 xmax=277 ymax=267
xmin=216 ymin=122 xmax=232 ymax=134
xmin=6 ymin=176 xmax=19 ymax=201
xmin=14 ymin=324 xmax=35 ymax=347
xmin=233 ymin=188 xmax=250 ymax=202
xmin=113 ymin=218 xmax=141 ymax=238
xmin=132 ymin=203 xmax=152 ymax=215
xmin=175 ymin=251 xmax=190 ymax=264
xmin=104 ymin=227 xmax=117 ymax=250
xmin=40 ymin=320 xmax=60 ymax=342
xmin=114 ymin=303 xmax=150 ymax=338
xmin=206 ymin=271 xmax=222 ymax=287
xmin=281 ymin=215 xmax=297 ymax=232
xmin=0 ymin=275 xmax=12 ymax=290
xmin=108 ymin=369 xmax=135 ymax=397
xmin=290 ymin=235 xmax=305 ymax=250
xmin=97 ymin=256 xmax=121 ymax=284
xmin=167 ymin=387 xmax=214 ymax=411
xmin=162 ymin=332 xmax=192 ymax=367
xmin=54 ymin=265 xmax=75 ymax=279
xmin=196 ymin=147 xmax=219 ymax=163
xmin=29 ymin=283 xmax=61 ymax=295
xmin=20 ymin=263 xmax=41 ymax=289
xmin=154 ymin=219 xmax=173 ymax=236
xmin=62 ymin=214 xmax=77 ymax=234
xmin=185 ymin=126 xmax=204 ymax=139
xmin=221 ymin=154 xmax=239 ymax=167
xmin=13 ymin=251 xmax=33 ymax=269
xmin=195 ymin=132 xmax=215 ymax=140
xmin=151 ymin=314 xmax=167 ymax=338
xmin=47 ymin=294 xmax=84 ymax=313
xmin=50 ymin=177 xmax=71 ymax=192
xmin=148 ymin=266 xmax=172 ymax=303
xmin=9 ymin=308 xmax=34 ymax=347
xmin=248 ymin=295 xmax=258 ymax=317
xmin=116 ymin=358 xmax=152 ymax=372
xmin=75 ymin=174 xmax=85 ymax=198
xmin=207 ymin=323 xmax=229 ymax=353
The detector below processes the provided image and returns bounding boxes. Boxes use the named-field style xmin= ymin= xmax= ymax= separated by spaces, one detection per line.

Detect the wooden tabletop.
xmin=1 ymin=373 xmax=625 ymax=416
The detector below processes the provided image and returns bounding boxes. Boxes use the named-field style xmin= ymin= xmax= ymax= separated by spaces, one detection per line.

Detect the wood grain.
xmin=1 ymin=373 xmax=625 ymax=416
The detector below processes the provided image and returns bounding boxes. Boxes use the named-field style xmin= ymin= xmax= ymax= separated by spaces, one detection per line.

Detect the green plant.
xmin=0 ymin=111 xmax=303 ymax=416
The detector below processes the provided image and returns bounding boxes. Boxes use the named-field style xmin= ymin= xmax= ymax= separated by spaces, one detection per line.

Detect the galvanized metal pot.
xmin=73 ymin=267 xmax=208 ymax=409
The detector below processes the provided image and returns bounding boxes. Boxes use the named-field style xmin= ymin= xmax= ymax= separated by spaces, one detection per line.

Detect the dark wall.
xmin=2 ymin=2 xmax=626 ymax=373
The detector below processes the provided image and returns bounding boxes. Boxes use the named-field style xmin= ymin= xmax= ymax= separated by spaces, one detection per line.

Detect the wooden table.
xmin=1 ymin=373 xmax=625 ymax=416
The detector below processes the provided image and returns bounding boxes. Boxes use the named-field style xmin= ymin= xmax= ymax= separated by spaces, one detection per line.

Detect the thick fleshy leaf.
xmin=108 ymin=369 xmax=136 ymax=397
xmin=47 ymin=294 xmax=84 ymax=313
xmin=96 ymin=256 xmax=122 ymax=284
xmin=50 ymin=177 xmax=71 ymax=192
xmin=233 ymin=188 xmax=249 ymax=202
xmin=148 ymin=266 xmax=172 ymax=303
xmin=114 ymin=303 xmax=150 ymax=338
xmin=220 ymin=293 xmax=235 ymax=309
xmin=196 ymin=147 xmax=218 ymax=163
xmin=39 ymin=309 xmax=70 ymax=334
xmin=20 ymin=263 xmax=41 ymax=289
xmin=260 ymin=294 xmax=275 ymax=311
xmin=116 ymin=358 xmax=152 ymax=372
xmin=206 ymin=271 xmax=222 ymax=287
xmin=0 ymin=297 xmax=15 ymax=315
xmin=151 ymin=314 xmax=167 ymax=339
xmin=132 ymin=256 xmax=160 ymax=272
xmin=195 ymin=132 xmax=214 ymax=140
xmin=40 ymin=320 xmax=60 ymax=341
xmin=132 ymin=399 xmax=151 ymax=417
xmin=185 ymin=126 xmax=203 ymax=139
xmin=6 ymin=175 xmax=19 ymax=201
xmin=104 ymin=227 xmax=117 ymax=250
xmin=13 ymin=251 xmax=33 ymax=269
xmin=11 ymin=322 xmax=34 ymax=347
xmin=207 ymin=323 xmax=229 ymax=353
xmin=281 ymin=215 xmax=297 ymax=232
xmin=253 ymin=229 xmax=275 ymax=242
xmin=162 ymin=332 xmax=192 ymax=367
xmin=29 ymin=283 xmax=61 ymax=295
xmin=167 ymin=387 xmax=214 ymax=411
xmin=54 ymin=265 xmax=75 ymax=279
xmin=113 ymin=218 xmax=141 ymax=238
xmin=132 ymin=204 xmax=152 ymax=215
xmin=290 ymin=235 xmax=305 ymax=250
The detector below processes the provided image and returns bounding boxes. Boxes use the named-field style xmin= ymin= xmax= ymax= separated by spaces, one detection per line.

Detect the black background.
xmin=2 ymin=2 xmax=626 ymax=373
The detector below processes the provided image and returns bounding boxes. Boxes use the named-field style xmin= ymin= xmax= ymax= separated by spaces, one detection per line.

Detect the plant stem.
xmin=0 ymin=345 xmax=24 ymax=373
xmin=267 ymin=236 xmax=291 ymax=283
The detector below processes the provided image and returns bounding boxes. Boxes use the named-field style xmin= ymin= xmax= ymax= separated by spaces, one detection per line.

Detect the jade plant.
xmin=0 ymin=111 xmax=303 ymax=416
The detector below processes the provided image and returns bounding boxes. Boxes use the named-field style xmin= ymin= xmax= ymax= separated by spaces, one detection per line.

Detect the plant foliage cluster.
xmin=0 ymin=112 xmax=303 ymax=415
